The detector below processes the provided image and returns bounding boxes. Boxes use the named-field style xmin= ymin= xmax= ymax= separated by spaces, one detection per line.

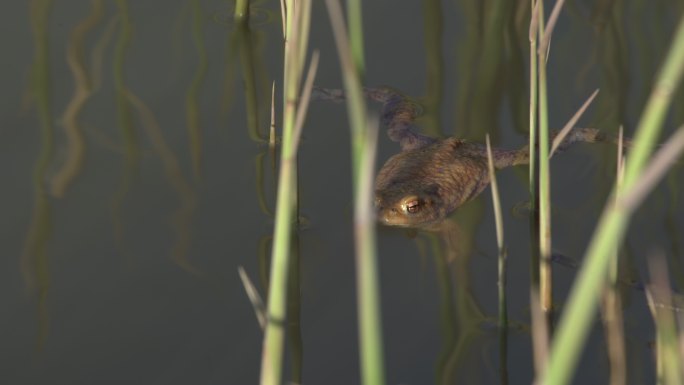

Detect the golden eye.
xmin=404 ymin=199 xmax=421 ymax=214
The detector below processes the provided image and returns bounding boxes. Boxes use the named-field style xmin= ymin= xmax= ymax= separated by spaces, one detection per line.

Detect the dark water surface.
xmin=2 ymin=1 xmax=684 ymax=384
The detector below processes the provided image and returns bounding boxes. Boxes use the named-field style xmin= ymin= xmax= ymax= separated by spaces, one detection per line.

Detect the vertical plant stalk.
xmin=296 ymin=1 xmax=312 ymax=92
xmin=355 ymin=117 xmax=384 ymax=385
xmin=537 ymin=0 xmax=567 ymax=317
xmin=601 ymin=127 xmax=626 ymax=385
xmin=486 ymin=135 xmax=508 ymax=385
xmin=260 ymin=141 xmax=296 ymax=385
xmin=234 ymin=0 xmax=249 ymax=21
xmin=527 ymin=0 xmax=549 ymax=376
xmin=527 ymin=0 xmax=550 ymax=376
xmin=285 ymin=51 xmax=319 ymax=385
xmin=325 ymin=0 xmax=366 ymax=177
xmin=346 ymin=0 xmax=365 ymax=77
xmin=259 ymin=1 xmax=314 ymax=384
xmin=528 ymin=0 xmax=539 ymax=212
xmin=537 ymin=0 xmax=553 ymax=317
xmin=325 ymin=1 xmax=386 ymax=384
xmin=543 ymin=14 xmax=684 ymax=385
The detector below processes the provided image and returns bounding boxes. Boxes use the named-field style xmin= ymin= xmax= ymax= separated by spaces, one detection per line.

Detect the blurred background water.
xmin=1 ymin=1 xmax=684 ymax=384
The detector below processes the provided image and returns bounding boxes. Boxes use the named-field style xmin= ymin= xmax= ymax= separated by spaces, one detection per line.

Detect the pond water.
xmin=2 ymin=1 xmax=684 ymax=384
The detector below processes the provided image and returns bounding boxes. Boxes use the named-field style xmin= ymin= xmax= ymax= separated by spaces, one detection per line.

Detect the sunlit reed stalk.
xmin=259 ymin=0 xmax=315 ymax=384
xmin=528 ymin=0 xmax=539 ymax=213
xmin=234 ymin=0 xmax=249 ymax=21
xmin=346 ymin=0 xmax=365 ymax=76
xmin=326 ymin=0 xmax=367 ymax=177
xmin=543 ymin=14 xmax=684 ymax=384
xmin=355 ymin=116 xmax=383 ymax=385
xmin=527 ymin=1 xmax=548 ymax=376
xmin=325 ymin=1 xmax=386 ymax=384
xmin=537 ymin=0 xmax=566 ymax=319
xmin=486 ymin=135 xmax=508 ymax=385
xmin=295 ymin=2 xmax=312 ymax=93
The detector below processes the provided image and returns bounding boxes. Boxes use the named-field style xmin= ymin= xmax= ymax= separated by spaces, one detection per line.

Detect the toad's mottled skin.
xmin=314 ymin=86 xmax=620 ymax=228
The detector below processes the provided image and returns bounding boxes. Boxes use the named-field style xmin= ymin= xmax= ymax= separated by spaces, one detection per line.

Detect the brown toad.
xmin=314 ymin=86 xmax=619 ymax=228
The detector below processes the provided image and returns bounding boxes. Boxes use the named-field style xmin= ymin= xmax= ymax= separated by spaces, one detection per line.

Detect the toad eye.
xmin=406 ymin=201 xmax=420 ymax=213
xmin=402 ymin=198 xmax=422 ymax=214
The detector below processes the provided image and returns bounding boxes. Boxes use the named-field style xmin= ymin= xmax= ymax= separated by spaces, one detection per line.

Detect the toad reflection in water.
xmin=314 ymin=86 xmax=624 ymax=228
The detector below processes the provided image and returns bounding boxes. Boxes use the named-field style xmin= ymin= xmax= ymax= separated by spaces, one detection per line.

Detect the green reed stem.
xmin=528 ymin=0 xmax=539 ymax=216
xmin=537 ymin=0 xmax=553 ymax=317
xmin=234 ymin=0 xmax=249 ymax=21
xmin=347 ymin=0 xmax=365 ymax=77
xmin=259 ymin=1 xmax=313 ymax=384
xmin=601 ymin=127 xmax=626 ymax=385
xmin=543 ymin=13 xmax=684 ymax=385
xmin=355 ymin=117 xmax=384 ymax=385
xmin=325 ymin=1 xmax=385 ymax=384
xmin=527 ymin=1 xmax=548 ymax=375
xmin=260 ymin=163 xmax=296 ymax=385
